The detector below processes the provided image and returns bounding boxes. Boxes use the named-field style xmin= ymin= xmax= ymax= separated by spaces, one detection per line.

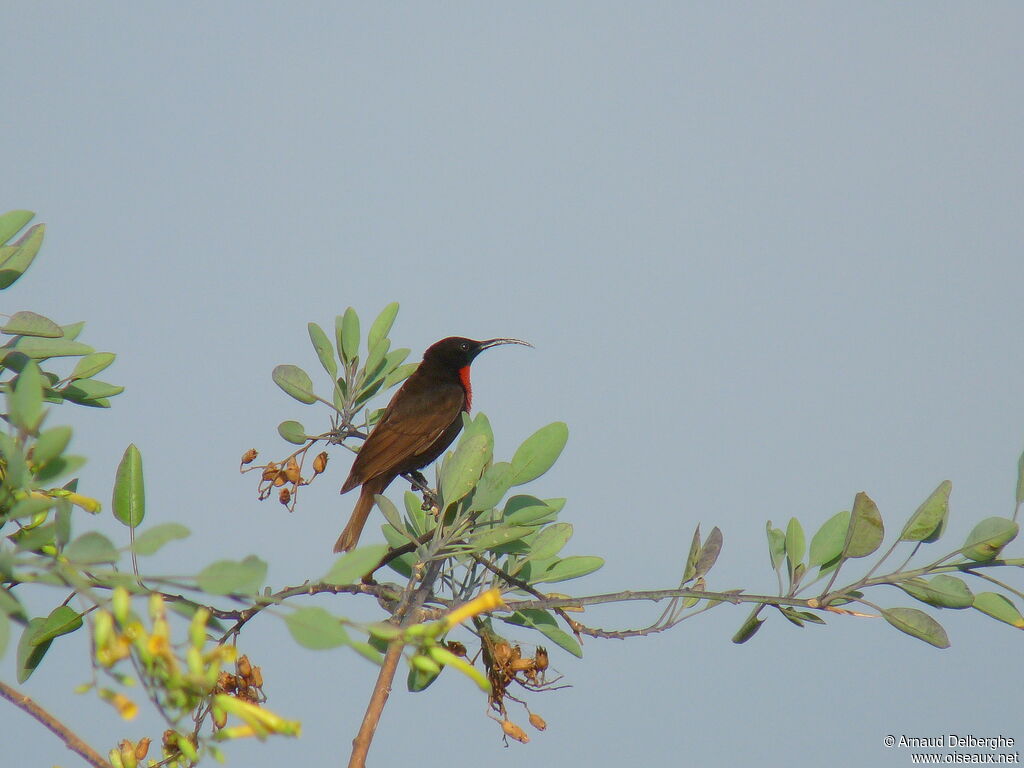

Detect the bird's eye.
xmin=461 ymin=342 xmax=469 ymax=350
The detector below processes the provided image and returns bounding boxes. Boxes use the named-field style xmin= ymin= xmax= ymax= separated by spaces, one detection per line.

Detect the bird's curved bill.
xmin=479 ymin=338 xmax=533 ymax=350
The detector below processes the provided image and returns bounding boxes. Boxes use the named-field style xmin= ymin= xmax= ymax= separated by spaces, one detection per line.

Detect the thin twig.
xmin=0 ymin=678 xmax=111 ymax=768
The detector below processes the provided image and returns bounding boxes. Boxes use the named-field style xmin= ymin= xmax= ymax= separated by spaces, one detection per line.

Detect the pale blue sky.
xmin=4 ymin=4 xmax=1023 ymax=767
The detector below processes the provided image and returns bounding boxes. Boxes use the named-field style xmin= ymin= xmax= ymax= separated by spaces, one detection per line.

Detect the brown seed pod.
xmin=501 ymin=719 xmax=530 ymax=744
xmin=273 ymin=470 xmax=288 ymax=487
xmin=261 ymin=463 xmax=279 ymax=481
xmin=534 ymin=647 xmax=549 ymax=672
xmin=135 ymin=738 xmax=151 ymax=760
xmin=528 ymin=713 xmax=547 ymax=731
xmin=278 ymin=487 xmax=291 ymax=505
xmin=251 ymin=665 xmax=263 ymax=688
xmin=236 ymin=655 xmax=252 ymax=679
xmin=509 ymin=658 xmax=534 ymax=673
xmin=284 ymin=457 xmax=302 ymax=484
xmin=312 ymin=452 xmax=328 ymax=474
xmin=492 ymin=642 xmax=513 ymax=666
xmin=241 ymin=449 xmax=258 ymax=465
xmin=446 ymin=641 xmax=467 ymax=658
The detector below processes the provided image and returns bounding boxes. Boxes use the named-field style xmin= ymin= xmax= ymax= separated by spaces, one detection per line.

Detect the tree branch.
xmin=0 ymin=678 xmax=111 ymax=768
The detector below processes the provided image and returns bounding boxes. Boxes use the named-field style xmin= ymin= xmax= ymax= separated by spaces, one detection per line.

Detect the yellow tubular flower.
xmin=443 ymin=588 xmax=505 ymax=630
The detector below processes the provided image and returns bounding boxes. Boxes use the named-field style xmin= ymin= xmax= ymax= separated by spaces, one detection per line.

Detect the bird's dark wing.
xmin=341 ymin=380 xmax=465 ymax=491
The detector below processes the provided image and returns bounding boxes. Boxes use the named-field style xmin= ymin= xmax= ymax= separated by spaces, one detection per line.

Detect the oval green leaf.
xmin=502 ymin=609 xmax=582 ymax=658
xmin=308 ymin=322 xmax=337 ymax=379
xmin=809 ymin=510 xmax=851 ymax=567
xmin=0 ymin=209 xmax=34 ymax=246
xmin=285 ymin=606 xmax=351 ymax=649
xmin=70 ymin=352 xmax=116 ymax=381
xmin=785 ymin=517 xmax=805 ymax=573
xmin=32 ymin=605 xmax=83 ymax=646
xmin=2 ymin=311 xmax=62 ymax=338
xmin=368 ymin=302 xmax=400 ymax=350
xmin=766 ymin=522 xmax=786 ymax=571
xmin=277 ymin=420 xmax=307 ymax=445
xmin=509 ymin=422 xmax=568 ymax=486
xmin=440 ymin=433 xmax=492 ymax=506
xmin=9 ymin=359 xmax=43 ymax=431
xmin=962 ymin=517 xmax=1019 ymax=562
xmin=0 ymin=223 xmax=45 ymax=290
xmin=340 ymin=307 xmax=360 ymax=363
xmin=531 ymin=555 xmax=604 ymax=584
xmin=973 ymin=592 xmax=1024 ymax=629
xmin=16 ymin=617 xmax=51 ymax=682
xmin=112 ymin=443 xmax=145 ymax=528
xmin=900 ymin=480 xmax=951 ymax=542
xmin=132 ymin=523 xmax=190 ymax=556
xmin=324 ymin=544 xmax=388 ymax=585
xmin=841 ymin=492 xmax=884 ymax=559
xmin=11 ymin=335 xmax=93 ymax=359
xmin=898 ymin=575 xmax=973 ymax=609
xmin=272 ymin=364 xmax=317 ymax=405
xmin=64 ymin=532 xmax=118 ymax=564
xmin=881 ymin=607 xmax=950 ymax=648
xmin=196 ymin=555 xmax=267 ymax=595
xmin=523 ymin=523 xmax=573 ymax=563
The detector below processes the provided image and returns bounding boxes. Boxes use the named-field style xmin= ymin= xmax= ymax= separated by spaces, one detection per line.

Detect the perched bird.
xmin=334 ymin=336 xmax=530 ymax=552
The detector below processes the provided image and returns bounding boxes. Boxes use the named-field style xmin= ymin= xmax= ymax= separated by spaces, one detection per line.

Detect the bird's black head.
xmin=423 ymin=336 xmax=532 ymax=370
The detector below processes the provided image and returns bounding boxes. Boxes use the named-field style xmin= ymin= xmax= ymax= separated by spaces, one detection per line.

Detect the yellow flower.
xmin=443 ymin=588 xmax=504 ymax=629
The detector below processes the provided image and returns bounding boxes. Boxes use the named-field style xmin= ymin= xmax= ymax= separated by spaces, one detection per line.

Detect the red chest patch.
xmin=458 ymin=365 xmax=473 ymax=411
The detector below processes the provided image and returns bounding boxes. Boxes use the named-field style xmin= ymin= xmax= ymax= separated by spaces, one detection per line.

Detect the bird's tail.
xmin=334 ymin=475 xmax=389 ymax=553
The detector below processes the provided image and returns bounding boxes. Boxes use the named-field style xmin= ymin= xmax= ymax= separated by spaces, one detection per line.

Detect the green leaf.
xmin=112 ymin=444 xmax=145 ymax=528
xmin=307 ymin=322 xmax=337 ymax=379
xmin=350 ymin=641 xmax=384 ymax=666
xmin=10 ymin=336 xmax=93 ymax=359
xmin=841 ymin=492 xmax=884 ymax=559
xmin=522 ymin=523 xmax=572 ymax=563
xmin=407 ymin=662 xmax=441 ymax=692
xmin=363 ymin=338 xmax=390 ymax=383
xmin=70 ymin=352 xmax=116 ymax=381
xmin=64 ymin=532 xmax=118 ymax=564
xmin=881 ymin=607 xmax=950 ymax=648
xmin=0 ymin=588 xmax=27 ymax=620
xmin=2 ymin=311 xmax=62 ymax=338
xmin=809 ymin=510 xmax=851 ymax=568
xmin=31 ymin=426 xmax=73 ymax=468
xmin=285 ymin=607 xmax=351 ymax=649
xmin=380 ymin=525 xmax=415 ymax=577
xmin=323 ymin=545 xmax=388 ymax=585
xmin=900 ymin=480 xmax=951 ymax=542
xmin=277 ymin=420 xmax=307 ymax=445
xmin=381 ymin=348 xmax=410 ymax=377
xmin=35 ymin=454 xmax=87 ymax=484
xmin=502 ymin=495 xmax=557 ymax=526
xmin=340 ymin=307 xmax=360 ymax=364
xmin=404 ymin=490 xmax=428 ymax=536
xmin=440 ymin=433 xmax=491 ymax=506
xmin=531 ymin=555 xmax=604 ymax=584
xmin=59 ymin=321 xmax=85 ymax=341
xmin=766 ymin=522 xmax=786 ymax=571
xmin=509 ymin=422 xmax=568 ymax=486
xmin=62 ymin=379 xmax=125 ymax=403
xmin=898 ymin=575 xmax=974 ymax=609
xmin=0 ymin=210 xmax=34 ymax=246
xmin=469 ymin=525 xmax=534 ymax=552
xmin=196 ymin=555 xmax=267 ymax=595
xmin=32 ymin=605 xmax=83 ymax=646
xmin=502 ymin=609 xmax=582 ymax=657
xmin=785 ymin=517 xmax=805 ymax=574
xmin=383 ymin=363 xmax=418 ymax=390
xmin=962 ymin=517 xmax=1019 ymax=562
xmin=468 ymin=462 xmax=515 ymax=513
xmin=694 ymin=526 xmax=723 ymax=578
xmin=368 ymin=302 xmax=400 ymax=350
xmin=374 ymin=495 xmax=407 ymax=536
xmin=0 ymin=223 xmax=45 ymax=290
xmin=732 ymin=610 xmax=764 ymax=644
xmin=9 ymin=359 xmax=43 ymax=431
xmin=16 ymin=617 xmax=51 ymax=683
xmin=272 ymin=365 xmax=317 ymax=405
xmin=973 ymin=592 xmax=1024 ymax=629
xmin=132 ymin=523 xmax=190 ymax=556
xmin=682 ymin=525 xmax=702 ymax=582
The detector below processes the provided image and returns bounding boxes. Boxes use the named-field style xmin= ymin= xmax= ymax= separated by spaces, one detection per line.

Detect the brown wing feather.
xmin=341 ymin=380 xmax=465 ymax=492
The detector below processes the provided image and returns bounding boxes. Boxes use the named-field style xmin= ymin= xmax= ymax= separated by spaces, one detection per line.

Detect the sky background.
xmin=4 ymin=4 xmax=1024 ymax=767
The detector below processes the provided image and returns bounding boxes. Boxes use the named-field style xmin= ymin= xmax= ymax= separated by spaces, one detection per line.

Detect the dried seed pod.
xmin=241 ymin=449 xmax=258 ymax=465
xmin=236 ymin=655 xmax=252 ymax=678
xmin=251 ymin=666 xmax=263 ymax=687
xmin=273 ymin=471 xmax=287 ymax=487
xmin=278 ymin=487 xmax=291 ymax=505
xmin=135 ymin=738 xmax=151 ymax=760
xmin=509 ymin=658 xmax=534 ymax=673
xmin=261 ymin=463 xmax=279 ymax=482
xmin=284 ymin=457 xmax=302 ymax=484
xmin=528 ymin=712 xmax=547 ymax=731
xmin=312 ymin=452 xmax=328 ymax=474
xmin=501 ymin=719 xmax=529 ymax=744
xmin=534 ymin=647 xmax=549 ymax=672
xmin=446 ymin=641 xmax=467 ymax=658
xmin=492 ymin=642 xmax=513 ymax=666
